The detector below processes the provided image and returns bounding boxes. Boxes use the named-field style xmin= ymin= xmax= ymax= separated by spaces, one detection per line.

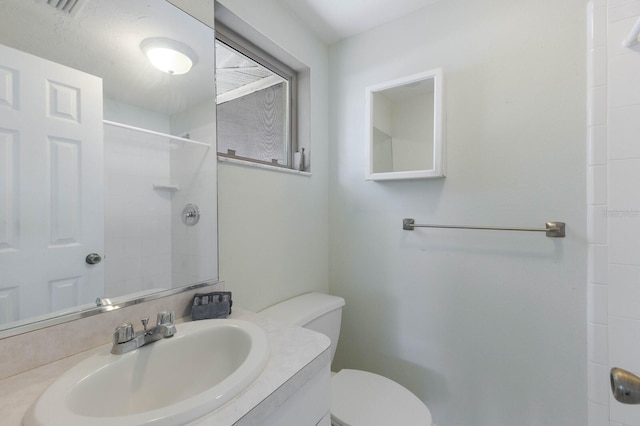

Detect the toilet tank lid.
xmin=259 ymin=292 xmax=345 ymax=327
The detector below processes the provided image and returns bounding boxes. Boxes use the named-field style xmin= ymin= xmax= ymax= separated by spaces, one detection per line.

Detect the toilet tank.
xmin=259 ymin=292 xmax=345 ymax=362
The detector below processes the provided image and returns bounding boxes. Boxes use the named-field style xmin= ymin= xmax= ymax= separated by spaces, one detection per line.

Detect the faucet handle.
xmin=114 ymin=322 xmax=134 ymax=344
xmin=156 ymin=311 xmax=176 ymax=338
xmin=157 ymin=311 xmax=175 ymax=326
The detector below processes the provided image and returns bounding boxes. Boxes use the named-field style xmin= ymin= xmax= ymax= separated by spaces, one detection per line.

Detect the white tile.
xmin=590 ymin=283 xmax=609 ymax=324
xmin=590 ymin=245 xmax=609 ymax=284
xmin=609 ymin=316 xmax=640 ymax=370
xmin=609 ymin=215 xmax=640 ymax=264
xmin=610 ymin=264 xmax=640 ymax=319
xmin=589 ymin=205 xmax=609 ymax=244
xmin=609 ymin=16 xmax=640 ymax=57
xmin=609 ymin=159 xmax=640 ymax=205
xmin=589 ymin=45 xmax=595 ymax=87
xmin=607 ymin=159 xmax=640 ymax=264
xmin=594 ymin=6 xmax=608 ymax=48
xmin=590 ymin=86 xmax=608 ymax=126
xmin=589 ymin=126 xmax=608 ymax=166
xmin=589 ymin=362 xmax=611 ymax=405
xmin=589 ymin=323 xmax=609 ymax=364
xmin=593 ymin=47 xmax=608 ymax=87
xmin=609 ymin=2 xmax=640 ymax=22
xmin=609 ymin=54 xmax=640 ymax=107
xmin=609 ymin=105 xmax=640 ymax=159
xmin=609 ymin=0 xmax=638 ymax=8
xmin=588 ymin=3 xmax=595 ymax=49
xmin=588 ymin=401 xmax=609 ymax=426
xmin=589 ymin=165 xmax=609 ymax=205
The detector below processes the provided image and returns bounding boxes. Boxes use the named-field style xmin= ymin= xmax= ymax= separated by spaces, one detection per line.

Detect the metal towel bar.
xmin=402 ymin=218 xmax=566 ymax=238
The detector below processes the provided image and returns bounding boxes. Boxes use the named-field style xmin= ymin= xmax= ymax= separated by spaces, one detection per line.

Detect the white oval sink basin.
xmin=24 ymin=319 xmax=270 ymax=426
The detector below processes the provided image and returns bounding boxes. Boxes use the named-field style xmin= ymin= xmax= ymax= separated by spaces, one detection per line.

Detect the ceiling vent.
xmin=45 ymin=0 xmax=86 ymax=15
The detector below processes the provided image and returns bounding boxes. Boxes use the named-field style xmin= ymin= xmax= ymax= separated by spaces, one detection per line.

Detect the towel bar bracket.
xmin=402 ymin=218 xmax=566 ymax=238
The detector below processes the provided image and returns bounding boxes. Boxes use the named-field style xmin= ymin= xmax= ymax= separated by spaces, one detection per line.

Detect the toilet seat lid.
xmin=331 ymin=369 xmax=433 ymax=426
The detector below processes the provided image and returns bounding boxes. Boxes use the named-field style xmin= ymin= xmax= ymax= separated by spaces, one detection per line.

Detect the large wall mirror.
xmin=0 ymin=0 xmax=217 ymax=337
xmin=365 ymin=68 xmax=445 ymax=181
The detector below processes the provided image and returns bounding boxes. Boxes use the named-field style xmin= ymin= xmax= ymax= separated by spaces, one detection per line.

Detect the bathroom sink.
xmin=23 ymin=319 xmax=270 ymax=426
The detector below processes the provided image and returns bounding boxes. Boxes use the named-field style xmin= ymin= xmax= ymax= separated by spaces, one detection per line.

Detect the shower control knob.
xmin=181 ymin=204 xmax=200 ymax=226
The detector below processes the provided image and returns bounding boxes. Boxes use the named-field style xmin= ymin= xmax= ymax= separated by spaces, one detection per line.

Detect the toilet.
xmin=259 ymin=292 xmax=433 ymax=426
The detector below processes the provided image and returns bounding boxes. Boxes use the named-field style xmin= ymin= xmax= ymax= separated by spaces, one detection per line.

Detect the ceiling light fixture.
xmin=140 ymin=37 xmax=198 ymax=75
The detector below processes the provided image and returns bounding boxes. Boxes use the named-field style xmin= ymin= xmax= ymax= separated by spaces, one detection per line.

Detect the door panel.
xmin=0 ymin=43 xmax=104 ymax=323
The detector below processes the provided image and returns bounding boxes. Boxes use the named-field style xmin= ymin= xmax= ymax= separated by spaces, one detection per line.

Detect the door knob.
xmin=85 ymin=253 xmax=102 ymax=265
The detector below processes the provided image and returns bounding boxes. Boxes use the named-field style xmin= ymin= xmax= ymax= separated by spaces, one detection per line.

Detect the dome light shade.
xmin=140 ymin=38 xmax=198 ymax=75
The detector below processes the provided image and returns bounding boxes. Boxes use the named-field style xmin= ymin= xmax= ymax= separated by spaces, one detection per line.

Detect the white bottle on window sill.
xmin=293 ymin=148 xmax=306 ymax=171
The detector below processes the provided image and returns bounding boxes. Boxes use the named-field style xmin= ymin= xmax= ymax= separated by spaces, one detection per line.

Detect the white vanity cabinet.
xmin=239 ymin=365 xmax=330 ymax=426
xmin=192 ymin=310 xmax=332 ymax=425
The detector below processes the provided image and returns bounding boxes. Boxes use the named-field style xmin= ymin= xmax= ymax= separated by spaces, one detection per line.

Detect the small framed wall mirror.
xmin=365 ymin=68 xmax=445 ymax=180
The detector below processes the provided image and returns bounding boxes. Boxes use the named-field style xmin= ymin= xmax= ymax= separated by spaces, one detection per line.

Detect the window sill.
xmin=217 ymin=156 xmax=311 ymax=177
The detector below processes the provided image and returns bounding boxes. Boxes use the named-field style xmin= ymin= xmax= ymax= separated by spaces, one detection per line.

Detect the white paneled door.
xmin=0 ymin=43 xmax=104 ymax=324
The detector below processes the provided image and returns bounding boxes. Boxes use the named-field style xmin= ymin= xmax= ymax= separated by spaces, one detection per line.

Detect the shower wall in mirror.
xmin=0 ymin=0 xmax=218 ymax=333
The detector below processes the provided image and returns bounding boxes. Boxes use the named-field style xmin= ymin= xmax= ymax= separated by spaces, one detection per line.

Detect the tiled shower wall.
xmin=103 ymin=99 xmax=174 ymax=298
xmin=588 ymin=1 xmax=640 ymax=425
xmin=103 ymin=126 xmax=173 ymax=297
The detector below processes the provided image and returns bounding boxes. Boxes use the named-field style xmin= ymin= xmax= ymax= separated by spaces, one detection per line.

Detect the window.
xmin=215 ymin=24 xmax=298 ymax=169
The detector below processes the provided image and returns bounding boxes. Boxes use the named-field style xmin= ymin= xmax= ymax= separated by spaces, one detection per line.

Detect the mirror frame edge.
xmin=0 ymin=280 xmax=222 ymax=340
xmin=0 ymin=0 xmax=220 ymax=341
xmin=364 ymin=68 xmax=446 ymax=181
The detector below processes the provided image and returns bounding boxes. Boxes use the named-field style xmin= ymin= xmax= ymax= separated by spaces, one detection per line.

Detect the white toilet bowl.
xmin=259 ymin=292 xmax=433 ymax=426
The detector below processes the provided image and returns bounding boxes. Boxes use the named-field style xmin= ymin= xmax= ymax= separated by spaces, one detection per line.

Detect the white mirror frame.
xmin=365 ymin=68 xmax=445 ymax=181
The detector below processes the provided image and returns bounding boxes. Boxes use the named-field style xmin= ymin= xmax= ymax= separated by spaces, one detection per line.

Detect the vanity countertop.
xmin=0 ymin=308 xmax=330 ymax=425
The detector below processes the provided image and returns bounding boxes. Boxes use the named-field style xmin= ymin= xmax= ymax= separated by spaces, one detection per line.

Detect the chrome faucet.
xmin=111 ymin=311 xmax=177 ymax=355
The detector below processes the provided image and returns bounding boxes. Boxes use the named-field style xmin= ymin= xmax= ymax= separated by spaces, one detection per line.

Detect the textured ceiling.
xmin=0 ymin=0 xmax=216 ymax=116
xmin=0 ymin=0 xmax=442 ymax=116
xmin=277 ymin=0 xmax=442 ymax=44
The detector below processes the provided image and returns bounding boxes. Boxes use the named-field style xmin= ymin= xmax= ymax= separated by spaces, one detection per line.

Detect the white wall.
xmin=216 ymin=0 xmax=330 ymax=311
xmin=329 ymin=1 xmax=587 ymax=425
xmin=588 ymin=1 xmax=640 ymax=425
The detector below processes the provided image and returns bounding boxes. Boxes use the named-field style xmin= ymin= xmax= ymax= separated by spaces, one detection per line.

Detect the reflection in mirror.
xmin=365 ymin=68 xmax=445 ymax=180
xmin=215 ymin=26 xmax=295 ymax=169
xmin=0 ymin=0 xmax=218 ymax=337
xmin=372 ymin=128 xmax=393 ymax=173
